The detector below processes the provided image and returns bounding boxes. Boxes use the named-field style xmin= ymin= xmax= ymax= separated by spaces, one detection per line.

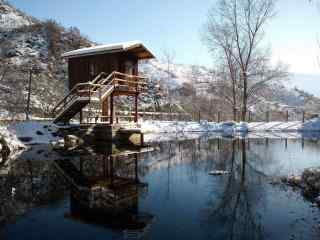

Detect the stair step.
xmin=53 ymin=83 xmax=115 ymax=124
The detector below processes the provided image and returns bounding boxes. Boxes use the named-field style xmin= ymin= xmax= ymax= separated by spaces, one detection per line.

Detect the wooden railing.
xmin=109 ymin=71 xmax=148 ymax=92
xmin=52 ymin=71 xmax=148 ymax=119
xmin=51 ymin=82 xmax=102 ymax=117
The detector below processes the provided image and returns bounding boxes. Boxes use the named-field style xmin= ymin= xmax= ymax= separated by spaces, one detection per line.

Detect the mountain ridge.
xmin=0 ymin=0 xmax=318 ymax=119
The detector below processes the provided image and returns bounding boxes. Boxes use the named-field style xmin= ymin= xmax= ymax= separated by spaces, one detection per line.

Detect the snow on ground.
xmin=141 ymin=120 xmax=227 ymax=133
xmin=0 ymin=124 xmax=25 ymax=151
xmin=140 ymin=118 xmax=320 ymax=135
xmin=248 ymin=121 xmax=302 ymax=131
xmin=7 ymin=121 xmax=60 ymax=145
xmin=0 ymin=120 xmax=62 ymax=161
xmin=0 ymin=121 xmax=60 ymax=154
xmin=0 ymin=118 xmax=320 ymax=155
xmin=141 ymin=120 xmax=248 ymax=134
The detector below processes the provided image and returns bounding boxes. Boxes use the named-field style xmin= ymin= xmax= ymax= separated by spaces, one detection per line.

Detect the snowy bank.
xmin=282 ymin=167 xmax=320 ymax=207
xmin=0 ymin=121 xmax=60 ymax=156
xmin=140 ymin=120 xmax=248 ymax=134
xmin=0 ymin=121 xmax=63 ymax=161
xmin=140 ymin=118 xmax=320 ymax=134
xmin=0 ymin=125 xmax=25 ymax=153
xmin=7 ymin=121 xmax=60 ymax=145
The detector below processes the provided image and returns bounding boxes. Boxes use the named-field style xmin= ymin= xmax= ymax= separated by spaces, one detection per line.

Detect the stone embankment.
xmin=282 ymin=168 xmax=320 ymax=205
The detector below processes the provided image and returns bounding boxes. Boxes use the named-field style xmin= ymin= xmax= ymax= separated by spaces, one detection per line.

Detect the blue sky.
xmin=9 ymin=0 xmax=320 ymax=75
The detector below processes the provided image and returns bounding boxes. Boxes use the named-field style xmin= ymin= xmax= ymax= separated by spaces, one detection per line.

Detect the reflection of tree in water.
xmin=203 ymin=139 xmax=267 ymax=240
xmin=141 ymin=138 xmax=235 ymax=179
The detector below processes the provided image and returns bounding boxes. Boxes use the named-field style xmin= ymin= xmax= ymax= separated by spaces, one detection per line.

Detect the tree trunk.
xmin=241 ymin=72 xmax=248 ymax=121
xmin=241 ymin=139 xmax=246 ymax=184
xmin=232 ymin=78 xmax=237 ymax=121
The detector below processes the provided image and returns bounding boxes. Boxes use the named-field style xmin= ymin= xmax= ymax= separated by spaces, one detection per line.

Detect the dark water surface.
xmin=1 ymin=137 xmax=320 ymax=239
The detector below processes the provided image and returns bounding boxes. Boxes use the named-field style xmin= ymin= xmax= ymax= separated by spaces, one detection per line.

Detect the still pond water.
xmin=1 ymin=136 xmax=320 ymax=239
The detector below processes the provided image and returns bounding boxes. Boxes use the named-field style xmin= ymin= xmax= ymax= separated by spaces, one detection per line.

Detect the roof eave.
xmin=62 ymin=42 xmax=155 ymax=59
xmin=62 ymin=47 xmax=123 ymax=59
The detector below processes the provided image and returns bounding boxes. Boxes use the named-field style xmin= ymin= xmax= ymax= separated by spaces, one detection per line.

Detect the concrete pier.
xmin=58 ymin=124 xmax=144 ymax=148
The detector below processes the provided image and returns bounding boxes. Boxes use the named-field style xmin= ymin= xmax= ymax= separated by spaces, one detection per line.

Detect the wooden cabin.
xmin=52 ymin=41 xmax=155 ymax=125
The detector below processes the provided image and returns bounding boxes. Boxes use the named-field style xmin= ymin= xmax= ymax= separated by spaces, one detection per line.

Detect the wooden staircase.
xmin=52 ymin=72 xmax=109 ymax=124
xmin=54 ymin=159 xmax=90 ymax=188
xmin=52 ymin=71 xmax=148 ymax=125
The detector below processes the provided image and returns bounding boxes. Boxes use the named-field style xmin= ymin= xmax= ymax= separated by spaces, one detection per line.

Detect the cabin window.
xmin=124 ymin=60 xmax=135 ymax=75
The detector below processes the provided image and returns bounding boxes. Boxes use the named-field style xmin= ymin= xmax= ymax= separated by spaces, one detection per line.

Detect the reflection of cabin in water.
xmin=52 ymin=41 xmax=155 ymax=125
xmin=53 ymin=151 xmax=148 ymax=210
xmin=53 ymin=150 xmax=153 ymax=233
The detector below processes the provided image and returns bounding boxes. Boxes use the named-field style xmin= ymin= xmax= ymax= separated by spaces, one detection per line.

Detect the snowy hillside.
xmin=140 ymin=59 xmax=308 ymax=112
xmin=288 ymin=73 xmax=320 ymax=97
xmin=0 ymin=0 xmax=317 ymax=119
xmin=0 ymin=1 xmax=36 ymax=30
xmin=140 ymin=60 xmax=213 ymax=88
xmin=0 ymin=1 xmax=92 ymax=118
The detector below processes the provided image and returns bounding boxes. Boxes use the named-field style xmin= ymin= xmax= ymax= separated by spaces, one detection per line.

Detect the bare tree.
xmin=208 ymin=64 xmax=240 ymax=121
xmin=203 ymin=13 xmax=240 ymax=120
xmin=161 ymin=48 xmax=176 ymax=111
xmin=203 ymin=0 xmax=287 ymax=121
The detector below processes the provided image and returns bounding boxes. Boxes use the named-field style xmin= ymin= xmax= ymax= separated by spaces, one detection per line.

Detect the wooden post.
xmin=286 ymin=110 xmax=289 ymax=122
xmin=134 ymin=154 xmax=139 ymax=183
xmin=110 ymin=156 xmax=114 ymax=187
xmin=218 ymin=111 xmax=221 ymax=123
xmin=110 ymin=94 xmax=114 ymax=124
xmin=285 ymin=138 xmax=288 ymax=149
xmin=103 ymin=156 xmax=106 ymax=178
xmin=248 ymin=111 xmax=251 ymax=122
xmin=140 ymin=133 xmax=144 ymax=146
xmin=101 ymin=98 xmax=109 ymax=122
xmin=134 ymin=94 xmax=138 ymax=123
xmin=79 ymin=109 xmax=83 ymax=124
xmin=106 ymin=156 xmax=109 ymax=177
xmin=266 ymin=111 xmax=269 ymax=122
xmin=198 ymin=111 xmax=201 ymax=123
xmin=302 ymin=111 xmax=305 ymax=123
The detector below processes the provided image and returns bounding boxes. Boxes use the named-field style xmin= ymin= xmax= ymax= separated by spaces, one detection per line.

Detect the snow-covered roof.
xmin=61 ymin=41 xmax=155 ymax=59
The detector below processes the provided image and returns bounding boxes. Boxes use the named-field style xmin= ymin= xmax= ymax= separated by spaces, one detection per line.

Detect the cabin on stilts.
xmin=52 ymin=41 xmax=155 ymax=125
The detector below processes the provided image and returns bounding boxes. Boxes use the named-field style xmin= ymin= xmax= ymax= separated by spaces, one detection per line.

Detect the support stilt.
xmin=134 ymin=93 xmax=138 ymax=123
xmin=110 ymin=94 xmax=114 ymax=124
